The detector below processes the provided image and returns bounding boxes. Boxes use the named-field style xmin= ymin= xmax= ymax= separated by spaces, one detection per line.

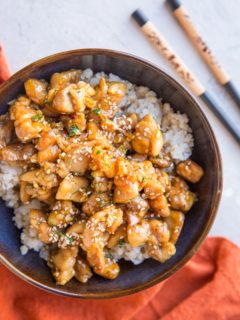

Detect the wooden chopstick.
xmin=166 ymin=0 xmax=240 ymax=109
xmin=131 ymin=9 xmax=240 ymax=144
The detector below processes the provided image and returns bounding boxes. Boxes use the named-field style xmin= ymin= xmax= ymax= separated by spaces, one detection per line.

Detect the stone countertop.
xmin=0 ymin=0 xmax=239 ymax=243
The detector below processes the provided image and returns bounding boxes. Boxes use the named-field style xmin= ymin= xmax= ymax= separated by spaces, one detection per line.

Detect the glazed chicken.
xmin=0 ymin=69 xmax=204 ymax=285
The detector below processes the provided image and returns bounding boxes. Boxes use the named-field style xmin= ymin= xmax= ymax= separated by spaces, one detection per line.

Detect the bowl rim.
xmin=0 ymin=48 xmax=222 ymax=299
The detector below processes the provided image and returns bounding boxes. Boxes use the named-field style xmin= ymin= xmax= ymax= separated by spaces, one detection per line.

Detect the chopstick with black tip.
xmin=166 ymin=0 xmax=240 ymax=109
xmin=131 ymin=9 xmax=240 ymax=144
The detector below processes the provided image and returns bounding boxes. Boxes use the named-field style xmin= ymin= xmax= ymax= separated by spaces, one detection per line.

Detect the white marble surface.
xmin=0 ymin=0 xmax=239 ymax=243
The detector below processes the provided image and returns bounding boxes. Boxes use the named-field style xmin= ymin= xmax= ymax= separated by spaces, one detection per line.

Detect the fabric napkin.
xmin=0 ymin=47 xmax=240 ymax=320
xmin=1 ymin=237 xmax=240 ymax=320
xmin=0 ymin=45 xmax=10 ymax=84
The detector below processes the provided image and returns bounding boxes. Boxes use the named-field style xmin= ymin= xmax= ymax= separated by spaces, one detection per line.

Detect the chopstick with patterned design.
xmin=131 ymin=9 xmax=240 ymax=144
xmin=166 ymin=0 xmax=240 ymax=109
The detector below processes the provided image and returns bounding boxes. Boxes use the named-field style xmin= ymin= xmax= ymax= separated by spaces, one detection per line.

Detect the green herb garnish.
xmin=106 ymin=253 xmax=114 ymax=260
xmin=58 ymin=232 xmax=74 ymax=245
xmin=141 ymin=176 xmax=147 ymax=183
xmin=32 ymin=112 xmax=43 ymax=122
xmin=98 ymin=198 xmax=105 ymax=207
xmin=69 ymin=124 xmax=80 ymax=137
xmin=93 ymin=108 xmax=101 ymax=115
xmin=96 ymin=150 xmax=101 ymax=155
xmin=118 ymin=239 xmax=125 ymax=247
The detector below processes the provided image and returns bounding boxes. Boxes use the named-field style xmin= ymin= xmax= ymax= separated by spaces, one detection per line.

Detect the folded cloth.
xmin=0 ymin=45 xmax=10 ymax=84
xmin=0 ymin=237 xmax=240 ymax=320
xmin=0 ymin=53 xmax=240 ymax=320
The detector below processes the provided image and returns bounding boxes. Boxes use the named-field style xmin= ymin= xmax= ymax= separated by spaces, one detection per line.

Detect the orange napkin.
xmin=0 ymin=45 xmax=10 ymax=84
xmin=1 ymin=51 xmax=240 ymax=320
xmin=1 ymin=237 xmax=240 ymax=320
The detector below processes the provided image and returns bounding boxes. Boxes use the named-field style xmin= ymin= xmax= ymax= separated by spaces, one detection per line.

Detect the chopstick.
xmin=166 ymin=0 xmax=240 ymax=109
xmin=131 ymin=9 xmax=240 ymax=144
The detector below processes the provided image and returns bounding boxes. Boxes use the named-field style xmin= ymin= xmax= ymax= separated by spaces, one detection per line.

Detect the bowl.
xmin=0 ymin=48 xmax=222 ymax=298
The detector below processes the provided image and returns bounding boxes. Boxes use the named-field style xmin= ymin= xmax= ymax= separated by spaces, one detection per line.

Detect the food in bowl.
xmin=0 ymin=68 xmax=204 ymax=285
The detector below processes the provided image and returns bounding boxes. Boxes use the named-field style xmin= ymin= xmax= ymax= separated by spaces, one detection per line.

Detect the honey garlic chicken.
xmin=0 ymin=69 xmax=204 ymax=285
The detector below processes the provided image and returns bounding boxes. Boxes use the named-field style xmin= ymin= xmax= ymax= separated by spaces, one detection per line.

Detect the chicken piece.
xmin=130 ymin=160 xmax=156 ymax=191
xmin=107 ymin=224 xmax=126 ymax=249
xmin=94 ymin=257 xmax=120 ymax=280
xmin=87 ymin=122 xmax=101 ymax=140
xmin=91 ymin=171 xmax=113 ymax=193
xmin=29 ymin=209 xmax=52 ymax=244
xmin=113 ymin=133 xmax=125 ymax=146
xmin=82 ymin=205 xmax=123 ymax=250
xmin=25 ymin=184 xmax=53 ymax=202
xmin=0 ymin=114 xmax=14 ymax=149
xmin=82 ymin=193 xmax=110 ymax=215
xmin=146 ymin=242 xmax=176 ymax=263
xmin=20 ymin=181 xmax=30 ymax=202
xmin=56 ymin=175 xmax=89 ymax=202
xmin=51 ymin=82 xmax=95 ymax=114
xmin=66 ymin=220 xmax=86 ymax=246
xmin=114 ymin=177 xmax=139 ymax=203
xmin=127 ymin=220 xmax=150 ymax=247
xmin=20 ymin=169 xmax=58 ymax=201
xmin=50 ymin=69 xmax=82 ymax=89
xmin=168 ymin=177 xmax=196 ymax=212
xmin=143 ymin=177 xmax=165 ymax=200
xmin=90 ymin=148 xmax=116 ymax=179
xmin=148 ymin=220 xmax=170 ymax=243
xmin=94 ymin=78 xmax=126 ymax=118
xmin=0 ymin=143 xmax=36 ymax=165
xmin=20 ymin=169 xmax=59 ymax=189
xmin=126 ymin=212 xmax=141 ymax=226
xmin=36 ymin=130 xmax=57 ymax=150
xmin=57 ymin=145 xmax=91 ymax=178
xmin=149 ymin=154 xmax=172 ymax=169
xmin=165 ymin=210 xmax=185 ymax=244
xmin=62 ymin=113 xmax=87 ymax=136
xmin=38 ymin=144 xmax=60 ymax=164
xmin=87 ymin=121 xmax=114 ymax=144
xmin=67 ymin=220 xmax=86 ymax=236
xmin=155 ymin=169 xmax=171 ymax=193
xmin=87 ymin=243 xmax=120 ymax=280
xmin=36 ymin=130 xmax=60 ymax=163
xmin=176 ymin=160 xmax=204 ymax=183
xmin=114 ymin=113 xmax=138 ymax=132
xmin=74 ymin=256 xmax=93 ymax=283
xmin=114 ymin=157 xmax=133 ymax=177
xmin=24 ymin=79 xmax=48 ymax=105
xmin=126 ymin=196 xmax=149 ymax=218
xmin=168 ymin=189 xmax=195 ymax=212
xmin=86 ymin=243 xmax=105 ymax=268
xmin=149 ymin=194 xmax=170 ymax=217
xmin=10 ymin=96 xmax=45 ymax=142
xmin=48 ymin=200 xmax=78 ymax=226
xmin=100 ymin=118 xmax=117 ymax=133
xmin=104 ymin=206 xmax=123 ymax=234
xmin=49 ymin=246 xmax=78 ymax=285
xmin=132 ymin=115 xmax=163 ymax=156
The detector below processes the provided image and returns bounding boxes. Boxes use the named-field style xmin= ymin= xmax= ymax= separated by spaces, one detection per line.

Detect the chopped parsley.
xmin=96 ymin=150 xmax=101 ymax=155
xmin=98 ymin=198 xmax=105 ymax=207
xmin=105 ymin=253 xmax=114 ymax=260
xmin=32 ymin=112 xmax=43 ymax=122
xmin=141 ymin=176 xmax=147 ymax=183
xmin=69 ymin=124 xmax=80 ymax=137
xmin=93 ymin=108 xmax=101 ymax=115
xmin=57 ymin=232 xmax=74 ymax=245
xmin=118 ymin=239 xmax=125 ymax=247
